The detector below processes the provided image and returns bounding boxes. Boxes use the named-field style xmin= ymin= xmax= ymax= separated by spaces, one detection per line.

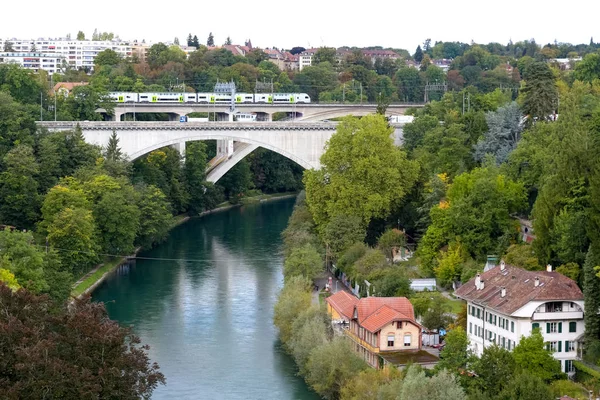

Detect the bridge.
xmin=104 ymin=103 xmax=423 ymax=122
xmin=37 ymin=121 xmax=406 ymax=183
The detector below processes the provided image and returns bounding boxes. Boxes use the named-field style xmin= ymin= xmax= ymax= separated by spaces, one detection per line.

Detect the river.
xmin=92 ymin=197 xmax=320 ymax=400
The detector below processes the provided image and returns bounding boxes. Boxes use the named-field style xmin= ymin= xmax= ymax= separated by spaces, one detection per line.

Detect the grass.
xmin=318 ymin=291 xmax=332 ymax=306
xmin=446 ymin=297 xmax=466 ymax=314
xmin=71 ymin=256 xmax=126 ymax=297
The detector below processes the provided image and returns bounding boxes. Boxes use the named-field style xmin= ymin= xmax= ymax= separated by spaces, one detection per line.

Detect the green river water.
xmin=92 ymin=197 xmax=320 ymax=400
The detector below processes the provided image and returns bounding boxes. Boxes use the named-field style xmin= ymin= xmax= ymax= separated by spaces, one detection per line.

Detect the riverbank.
xmin=71 ymin=191 xmax=298 ymax=298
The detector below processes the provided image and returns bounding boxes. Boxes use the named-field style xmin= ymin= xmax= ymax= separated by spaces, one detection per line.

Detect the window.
xmin=494 ymin=315 xmax=497 ymax=325
xmin=477 ymin=308 xmax=480 ymax=319
xmin=469 ymin=322 xmax=472 ymax=334
xmin=569 ymin=322 xmax=577 ymax=333
xmin=387 ymin=334 xmax=395 ymax=347
xmin=567 ymin=341 xmax=576 ymax=352
xmin=565 ymin=360 xmax=575 ymax=373
xmin=545 ymin=302 xmax=563 ymax=312
xmin=532 ymin=322 xmax=539 ymax=331
xmin=546 ymin=341 xmax=558 ymax=352
xmin=511 ymin=321 xmax=514 ymax=333
xmin=547 ymin=322 xmax=558 ymax=333
xmin=404 ymin=334 xmax=411 ymax=346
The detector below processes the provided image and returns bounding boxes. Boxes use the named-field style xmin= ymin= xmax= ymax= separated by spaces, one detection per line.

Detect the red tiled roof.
xmin=355 ymin=297 xmax=415 ymax=323
xmin=360 ymin=304 xmax=410 ymax=333
xmin=53 ymin=82 xmax=87 ymax=92
xmin=455 ymin=264 xmax=583 ymax=315
xmin=326 ymin=291 xmax=358 ymax=320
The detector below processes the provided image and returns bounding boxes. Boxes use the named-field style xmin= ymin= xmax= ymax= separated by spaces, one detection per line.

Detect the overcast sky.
xmin=2 ymin=0 xmax=599 ymax=52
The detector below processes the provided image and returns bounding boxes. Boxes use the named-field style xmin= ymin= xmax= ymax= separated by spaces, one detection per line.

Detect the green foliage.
xmin=340 ymin=368 xmax=402 ymax=400
xmin=0 ymin=228 xmax=48 ymax=294
xmin=353 ymin=248 xmax=387 ymax=281
xmin=372 ymin=267 xmax=411 ymax=297
xmin=283 ymin=244 xmax=323 ymax=280
xmin=438 ymin=327 xmax=470 ymax=371
xmin=497 ymin=373 xmax=552 ymax=400
xmin=550 ymin=379 xmax=590 ymax=400
xmin=0 ymin=284 xmax=165 ymax=398
xmin=399 ymin=365 xmax=467 ymax=400
xmin=305 ymin=115 xmax=418 ymax=229
xmin=0 ymin=145 xmax=40 ymax=228
xmin=585 ymin=245 xmax=600 ymax=343
xmin=377 ymin=228 xmax=406 ymax=262
xmin=0 ymin=268 xmax=20 ymax=290
xmin=217 ymin=159 xmax=253 ymax=203
xmin=521 ymin=61 xmax=558 ymax=121
xmin=574 ymin=52 xmax=600 ymax=83
xmin=305 ymin=337 xmax=368 ymax=399
xmin=273 ymin=275 xmax=312 ymax=343
xmin=322 ymin=214 xmax=365 ymax=259
xmin=435 ymin=243 xmax=465 ymax=286
xmin=135 ymin=185 xmax=172 ymax=248
xmin=288 ymin=307 xmax=331 ymax=375
xmin=0 ymin=92 xmax=36 ymax=159
xmin=503 ymin=243 xmax=540 ymax=270
xmin=557 ymin=262 xmax=581 ymax=282
xmin=513 ymin=329 xmax=564 ymax=382
xmin=472 ymin=345 xmax=516 ymax=396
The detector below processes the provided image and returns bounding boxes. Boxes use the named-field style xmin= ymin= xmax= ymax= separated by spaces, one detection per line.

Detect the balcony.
xmin=532 ymin=311 xmax=583 ymax=320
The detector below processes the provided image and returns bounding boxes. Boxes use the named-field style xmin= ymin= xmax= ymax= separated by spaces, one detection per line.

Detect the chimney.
xmin=475 ymin=273 xmax=481 ymax=289
xmin=534 ymin=277 xmax=540 ymax=287
xmin=546 ymin=264 xmax=552 ymax=272
xmin=480 ymin=280 xmax=485 ymax=290
xmin=500 ymin=260 xmax=506 ymax=271
xmin=501 ymin=287 xmax=506 ymax=298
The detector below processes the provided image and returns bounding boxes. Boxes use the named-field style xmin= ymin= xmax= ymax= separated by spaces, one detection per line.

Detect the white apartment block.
xmin=0 ymin=52 xmax=65 ymax=74
xmin=0 ymin=38 xmax=132 ymax=72
xmin=455 ymin=261 xmax=584 ymax=376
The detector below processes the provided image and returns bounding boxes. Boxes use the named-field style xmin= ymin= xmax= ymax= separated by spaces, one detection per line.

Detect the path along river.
xmin=92 ymin=197 xmax=320 ymax=400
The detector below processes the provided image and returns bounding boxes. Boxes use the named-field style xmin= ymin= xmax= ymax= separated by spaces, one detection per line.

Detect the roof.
xmin=361 ymin=304 xmax=409 ymax=332
xmin=53 ymin=82 xmax=88 ymax=92
xmin=454 ymin=263 xmax=583 ymax=315
xmin=325 ymin=290 xmax=358 ymax=320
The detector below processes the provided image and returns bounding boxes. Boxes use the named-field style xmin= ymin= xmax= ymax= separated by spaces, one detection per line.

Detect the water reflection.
xmin=92 ymin=199 xmax=320 ymax=400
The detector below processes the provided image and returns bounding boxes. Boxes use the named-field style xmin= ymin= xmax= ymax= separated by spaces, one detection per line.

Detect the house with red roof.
xmin=326 ymin=292 xmax=422 ymax=368
xmin=455 ymin=260 xmax=584 ymax=376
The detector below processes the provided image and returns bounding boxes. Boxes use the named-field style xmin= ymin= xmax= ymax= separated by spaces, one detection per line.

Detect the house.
xmin=53 ymin=82 xmax=88 ymax=96
xmin=326 ymin=293 xmax=423 ymax=368
xmin=455 ymin=261 xmax=584 ymax=376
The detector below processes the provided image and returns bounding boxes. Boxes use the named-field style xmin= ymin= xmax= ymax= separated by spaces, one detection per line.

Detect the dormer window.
xmin=353 ymin=309 xmax=358 ymax=319
xmin=545 ymin=302 xmax=563 ymax=313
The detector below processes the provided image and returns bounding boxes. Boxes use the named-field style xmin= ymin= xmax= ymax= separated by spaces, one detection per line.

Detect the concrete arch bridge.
xmin=38 ymin=121 xmax=406 ymax=183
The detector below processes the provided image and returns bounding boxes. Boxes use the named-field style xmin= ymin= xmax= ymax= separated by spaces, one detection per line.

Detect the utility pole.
xmin=360 ymin=83 xmax=363 ymax=105
xmin=40 ymin=92 xmax=43 ymax=121
xmin=342 ymin=83 xmax=345 ymax=103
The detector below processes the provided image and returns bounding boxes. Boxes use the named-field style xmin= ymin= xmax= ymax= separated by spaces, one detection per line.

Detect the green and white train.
xmin=109 ymin=92 xmax=311 ymax=104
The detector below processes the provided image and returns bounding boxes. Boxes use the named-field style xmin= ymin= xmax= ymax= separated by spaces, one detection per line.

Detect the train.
xmin=108 ymin=92 xmax=311 ymax=104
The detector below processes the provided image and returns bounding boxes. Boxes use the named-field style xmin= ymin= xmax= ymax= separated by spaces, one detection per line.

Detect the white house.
xmin=455 ymin=261 xmax=584 ymax=376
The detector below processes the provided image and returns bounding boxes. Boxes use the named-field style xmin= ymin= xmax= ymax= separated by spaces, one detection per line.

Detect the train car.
xmin=272 ymin=93 xmax=311 ymax=104
xmin=235 ymin=93 xmax=255 ymax=103
xmin=109 ymin=92 xmax=138 ymax=102
xmin=184 ymin=93 xmax=197 ymax=103
xmin=138 ymin=92 xmax=185 ymax=103
xmin=254 ymin=93 xmax=272 ymax=103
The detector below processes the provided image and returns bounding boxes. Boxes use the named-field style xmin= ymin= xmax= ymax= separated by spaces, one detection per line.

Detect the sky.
xmin=2 ymin=0 xmax=599 ymax=52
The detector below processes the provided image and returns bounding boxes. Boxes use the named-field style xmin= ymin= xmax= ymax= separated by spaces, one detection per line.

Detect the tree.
xmin=377 ymin=229 xmax=406 ymax=262
xmin=414 ymin=45 xmax=424 ymax=63
xmin=184 ymin=141 xmax=209 ymax=215
xmin=313 ymin=47 xmax=337 ymax=65
xmin=521 ymin=61 xmax=558 ymax=121
xmin=174 ymin=37 xmax=179 ymax=45
xmin=497 ymin=373 xmax=552 ymax=400
xmin=289 ymin=46 xmax=306 ymax=55
xmin=513 ymin=329 xmax=563 ymax=382
xmin=399 ymin=365 xmax=467 ymax=400
xmin=288 ymin=307 xmax=331 ymax=375
xmin=305 ymin=337 xmax=368 ymax=399
xmin=435 ymin=243 xmax=465 ymax=287
xmin=340 ymin=368 xmax=401 ymax=400
xmin=47 ymin=207 xmax=98 ymax=276
xmin=273 ymin=276 xmax=312 ymax=343
xmin=473 ymin=345 xmax=516 ymax=396
xmin=94 ymin=49 xmax=121 ymax=67
xmin=503 ymin=243 xmax=540 ymax=270
xmin=0 ymin=229 xmax=48 ymax=294
xmin=135 ymin=185 xmax=172 ymax=248
xmin=0 ymin=92 xmax=36 ymax=160
xmin=217 ymin=159 xmax=253 ymax=202
xmin=584 ymin=245 xmax=600 ymax=344
xmin=283 ymin=244 xmax=323 ymax=280
xmin=0 ymin=145 xmax=39 ymax=229
xmin=305 ymin=115 xmax=418 ymax=230
xmin=65 ymin=85 xmax=113 ymax=120
xmin=322 ymin=214 xmax=365 ymax=259
xmin=207 ymin=32 xmax=214 ymax=46
xmin=474 ymin=101 xmax=524 ymax=164
xmin=574 ymin=52 xmax=600 ymax=82
xmin=192 ymin=35 xmax=199 ymax=48
xmin=0 ymin=268 xmax=20 ymax=290
xmin=0 ymin=284 xmax=165 ymax=398
xmin=438 ymin=327 xmax=471 ymax=372
xmin=3 ymin=41 xmax=14 ymax=52
xmin=224 ymin=36 xmax=232 ymax=45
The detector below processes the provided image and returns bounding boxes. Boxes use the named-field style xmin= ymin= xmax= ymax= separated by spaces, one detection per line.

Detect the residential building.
xmin=298 ymin=48 xmax=319 ymax=71
xmin=53 ymin=82 xmax=88 ymax=96
xmin=362 ymin=49 xmax=400 ymax=65
xmin=455 ymin=261 xmax=584 ymax=376
xmin=326 ymin=292 xmax=422 ymax=368
xmin=0 ymin=38 xmax=132 ymax=72
xmin=0 ymin=52 xmax=65 ymax=74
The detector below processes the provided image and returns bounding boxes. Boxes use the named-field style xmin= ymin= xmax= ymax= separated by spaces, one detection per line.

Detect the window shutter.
xmin=558 ymin=322 xmax=562 ymax=333
xmin=558 ymin=341 xmax=562 ymax=352
xmin=565 ymin=341 xmax=569 ymax=351
xmin=570 ymin=321 xmax=576 ymax=333
xmin=532 ymin=322 xmax=539 ymax=330
xmin=546 ymin=323 xmax=550 ymax=333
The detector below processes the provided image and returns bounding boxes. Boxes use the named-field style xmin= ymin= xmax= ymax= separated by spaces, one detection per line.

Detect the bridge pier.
xmin=168 ymin=113 xmax=182 ymax=122
xmin=171 ymin=141 xmax=186 ymax=159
